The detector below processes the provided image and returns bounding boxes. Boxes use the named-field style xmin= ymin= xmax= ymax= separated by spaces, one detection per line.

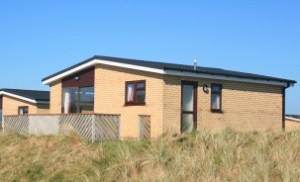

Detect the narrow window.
xmin=62 ymin=86 xmax=94 ymax=113
xmin=211 ymin=84 xmax=222 ymax=112
xmin=125 ymin=80 xmax=146 ymax=105
xmin=19 ymin=106 xmax=29 ymax=115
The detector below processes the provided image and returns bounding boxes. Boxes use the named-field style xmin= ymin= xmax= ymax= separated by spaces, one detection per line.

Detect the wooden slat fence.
xmin=95 ymin=115 xmax=120 ymax=141
xmin=4 ymin=115 xmax=29 ymax=135
xmin=3 ymin=114 xmax=120 ymax=142
xmin=59 ymin=114 xmax=93 ymax=140
xmin=139 ymin=115 xmax=151 ymax=140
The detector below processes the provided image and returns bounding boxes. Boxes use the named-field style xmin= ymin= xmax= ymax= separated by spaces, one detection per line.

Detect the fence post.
xmin=92 ymin=115 xmax=96 ymax=143
xmin=138 ymin=116 xmax=141 ymax=140
xmin=28 ymin=115 xmax=31 ymax=134
xmin=118 ymin=116 xmax=121 ymax=140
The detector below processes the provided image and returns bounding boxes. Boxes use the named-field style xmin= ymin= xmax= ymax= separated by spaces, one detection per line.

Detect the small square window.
xmin=19 ymin=106 xmax=29 ymax=115
xmin=125 ymin=80 xmax=146 ymax=105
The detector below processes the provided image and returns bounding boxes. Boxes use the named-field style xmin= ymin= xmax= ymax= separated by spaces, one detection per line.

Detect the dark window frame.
xmin=125 ymin=80 xmax=146 ymax=106
xmin=181 ymin=80 xmax=198 ymax=133
xmin=62 ymin=86 xmax=95 ymax=113
xmin=211 ymin=83 xmax=223 ymax=113
xmin=18 ymin=106 xmax=29 ymax=115
xmin=79 ymin=86 xmax=95 ymax=113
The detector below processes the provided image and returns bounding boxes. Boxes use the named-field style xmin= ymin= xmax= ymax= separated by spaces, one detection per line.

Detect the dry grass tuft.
xmin=1 ymin=128 xmax=300 ymax=181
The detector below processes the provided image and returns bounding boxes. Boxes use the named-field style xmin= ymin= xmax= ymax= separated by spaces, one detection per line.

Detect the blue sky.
xmin=0 ymin=1 xmax=299 ymax=113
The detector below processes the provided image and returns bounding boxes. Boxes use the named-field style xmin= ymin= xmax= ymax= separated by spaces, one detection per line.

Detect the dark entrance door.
xmin=181 ymin=81 xmax=198 ymax=133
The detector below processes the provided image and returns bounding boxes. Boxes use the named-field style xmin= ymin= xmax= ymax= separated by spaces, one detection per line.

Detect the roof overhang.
xmin=0 ymin=91 xmax=49 ymax=104
xmin=42 ymin=58 xmax=164 ymax=85
xmin=285 ymin=116 xmax=300 ymax=122
xmin=42 ymin=58 xmax=293 ymax=87
xmin=164 ymin=69 xmax=290 ymax=87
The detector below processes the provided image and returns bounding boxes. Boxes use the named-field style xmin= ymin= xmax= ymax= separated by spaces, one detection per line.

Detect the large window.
xmin=125 ymin=80 xmax=146 ymax=105
xmin=63 ymin=87 xmax=94 ymax=113
xmin=18 ymin=106 xmax=29 ymax=115
xmin=211 ymin=84 xmax=222 ymax=112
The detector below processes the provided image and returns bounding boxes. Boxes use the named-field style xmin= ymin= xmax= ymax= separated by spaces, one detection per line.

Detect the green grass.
xmin=0 ymin=128 xmax=300 ymax=181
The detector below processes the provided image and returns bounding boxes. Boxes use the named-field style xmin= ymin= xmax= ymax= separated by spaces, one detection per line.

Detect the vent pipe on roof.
xmin=194 ymin=58 xmax=198 ymax=70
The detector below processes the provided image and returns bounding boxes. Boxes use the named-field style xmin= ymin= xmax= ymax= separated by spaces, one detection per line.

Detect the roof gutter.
xmin=163 ymin=69 xmax=292 ymax=87
xmin=285 ymin=116 xmax=300 ymax=122
xmin=35 ymin=100 xmax=50 ymax=104
xmin=282 ymin=82 xmax=293 ymax=131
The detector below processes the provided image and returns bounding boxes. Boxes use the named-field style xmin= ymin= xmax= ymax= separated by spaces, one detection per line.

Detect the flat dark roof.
xmin=42 ymin=55 xmax=297 ymax=85
xmin=0 ymin=89 xmax=49 ymax=102
xmin=286 ymin=115 xmax=300 ymax=119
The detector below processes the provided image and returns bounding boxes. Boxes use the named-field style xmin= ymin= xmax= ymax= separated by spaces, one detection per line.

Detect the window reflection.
xmin=79 ymin=87 xmax=94 ymax=113
xmin=63 ymin=87 xmax=94 ymax=113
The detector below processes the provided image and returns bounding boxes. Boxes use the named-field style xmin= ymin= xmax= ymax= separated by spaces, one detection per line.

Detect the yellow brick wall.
xmin=48 ymin=65 xmax=164 ymax=139
xmin=1 ymin=96 xmax=50 ymax=128
xmin=285 ymin=119 xmax=300 ymax=132
xmin=2 ymin=96 xmax=38 ymax=116
xmin=50 ymin=81 xmax=62 ymax=113
xmin=95 ymin=65 xmax=164 ymax=139
xmin=47 ymin=64 xmax=284 ymax=138
xmin=163 ymin=75 xmax=182 ymax=133
xmin=37 ymin=104 xmax=50 ymax=114
xmin=163 ymin=75 xmax=283 ymax=133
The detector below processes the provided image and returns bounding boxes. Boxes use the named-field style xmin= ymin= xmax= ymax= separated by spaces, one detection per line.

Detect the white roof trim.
xmin=42 ymin=60 xmax=98 ymax=85
xmin=95 ymin=59 xmax=165 ymax=74
xmin=0 ymin=91 xmax=48 ymax=104
xmin=285 ymin=116 xmax=300 ymax=122
xmin=164 ymin=70 xmax=288 ymax=87
xmin=42 ymin=58 xmax=288 ymax=87
xmin=42 ymin=59 xmax=164 ymax=85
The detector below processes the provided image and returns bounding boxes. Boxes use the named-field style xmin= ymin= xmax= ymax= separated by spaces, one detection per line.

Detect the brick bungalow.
xmin=42 ymin=55 xmax=296 ymax=138
xmin=0 ymin=89 xmax=50 ymax=128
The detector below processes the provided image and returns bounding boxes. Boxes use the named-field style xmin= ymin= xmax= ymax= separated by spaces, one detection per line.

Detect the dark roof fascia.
xmin=35 ymin=99 xmax=50 ymax=103
xmin=286 ymin=115 xmax=300 ymax=119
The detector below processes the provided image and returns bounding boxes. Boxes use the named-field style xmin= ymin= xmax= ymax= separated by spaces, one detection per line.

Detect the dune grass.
xmin=0 ymin=128 xmax=300 ymax=181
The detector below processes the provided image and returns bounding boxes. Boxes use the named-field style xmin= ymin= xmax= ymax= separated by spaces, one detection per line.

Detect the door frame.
xmin=181 ymin=80 xmax=198 ymax=133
